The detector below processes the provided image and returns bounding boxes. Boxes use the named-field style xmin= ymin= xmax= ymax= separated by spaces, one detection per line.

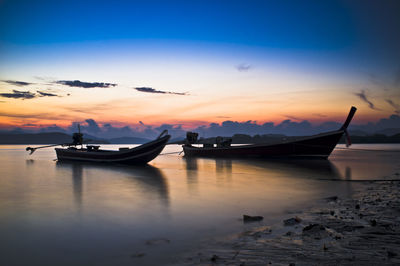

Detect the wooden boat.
xmin=55 ymin=133 xmax=170 ymax=164
xmin=182 ymin=107 xmax=357 ymax=159
xmin=27 ymin=130 xmax=170 ymax=164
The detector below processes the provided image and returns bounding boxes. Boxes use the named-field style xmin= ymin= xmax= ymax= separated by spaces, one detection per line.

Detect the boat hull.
xmin=183 ymin=130 xmax=344 ymax=159
xmin=55 ymin=135 xmax=170 ymax=164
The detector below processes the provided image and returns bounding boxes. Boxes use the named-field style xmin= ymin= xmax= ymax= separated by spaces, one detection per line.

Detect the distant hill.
xmin=348 ymin=129 xmax=369 ymax=136
xmin=339 ymin=133 xmax=400 ymax=144
xmin=108 ymin=136 xmax=151 ymax=144
xmin=2 ymin=131 xmax=400 ymax=145
xmin=0 ymin=132 xmax=109 ymax=144
xmin=375 ymin=128 xmax=400 ymax=136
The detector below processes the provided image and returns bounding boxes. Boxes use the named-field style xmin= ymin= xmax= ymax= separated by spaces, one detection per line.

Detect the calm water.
xmin=1 ymin=144 xmax=400 ymax=265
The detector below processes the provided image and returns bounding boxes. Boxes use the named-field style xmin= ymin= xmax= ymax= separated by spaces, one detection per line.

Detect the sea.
xmin=1 ymin=144 xmax=399 ymax=265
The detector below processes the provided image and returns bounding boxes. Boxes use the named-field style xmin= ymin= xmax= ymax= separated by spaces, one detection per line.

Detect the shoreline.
xmin=180 ymin=176 xmax=400 ymax=265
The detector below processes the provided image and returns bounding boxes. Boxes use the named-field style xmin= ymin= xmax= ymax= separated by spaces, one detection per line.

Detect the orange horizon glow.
xmin=0 ymin=99 xmax=395 ymax=131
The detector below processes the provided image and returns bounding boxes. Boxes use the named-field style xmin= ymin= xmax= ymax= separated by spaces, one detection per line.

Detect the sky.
xmin=0 ymin=0 xmax=400 ymax=136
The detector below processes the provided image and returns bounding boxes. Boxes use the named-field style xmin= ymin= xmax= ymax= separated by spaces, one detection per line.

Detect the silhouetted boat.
xmin=183 ymin=107 xmax=356 ymax=159
xmin=54 ymin=134 xmax=170 ymax=164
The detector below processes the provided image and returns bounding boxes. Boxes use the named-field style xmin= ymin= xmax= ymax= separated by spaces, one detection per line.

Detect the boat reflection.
xmin=56 ymin=161 xmax=170 ymax=208
xmin=237 ymin=159 xmax=344 ymax=180
xmin=183 ymin=157 xmax=199 ymax=192
xmin=184 ymin=157 xmax=346 ymax=180
xmin=183 ymin=157 xmax=354 ymax=197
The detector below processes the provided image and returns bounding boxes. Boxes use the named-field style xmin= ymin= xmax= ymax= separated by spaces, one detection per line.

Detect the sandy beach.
xmin=181 ymin=174 xmax=400 ymax=265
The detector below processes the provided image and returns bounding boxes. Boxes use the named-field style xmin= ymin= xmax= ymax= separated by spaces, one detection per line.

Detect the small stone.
xmin=303 ymin=223 xmax=326 ymax=232
xmin=285 ymin=231 xmax=293 ymax=236
xmin=283 ymin=216 xmax=302 ymax=226
xmin=355 ymin=204 xmax=360 ymax=209
xmin=326 ymin=196 xmax=338 ymax=202
xmin=243 ymin=215 xmax=263 ymax=222
xmin=211 ymin=254 xmax=219 ymax=262
xmin=370 ymin=219 xmax=377 ymax=226
xmin=330 ymin=210 xmax=335 ymax=216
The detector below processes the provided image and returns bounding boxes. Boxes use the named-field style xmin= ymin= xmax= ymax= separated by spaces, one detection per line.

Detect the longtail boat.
xmin=26 ymin=130 xmax=170 ymax=164
xmin=182 ymin=107 xmax=356 ymax=159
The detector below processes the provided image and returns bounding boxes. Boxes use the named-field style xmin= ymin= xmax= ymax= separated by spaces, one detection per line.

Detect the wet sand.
xmin=181 ymin=175 xmax=400 ymax=265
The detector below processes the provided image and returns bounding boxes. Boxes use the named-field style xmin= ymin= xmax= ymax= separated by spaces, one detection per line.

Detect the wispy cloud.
xmin=56 ymin=80 xmax=117 ymax=88
xmin=134 ymin=87 xmax=188 ymax=95
xmin=37 ymin=90 xmax=58 ymax=97
xmin=0 ymin=90 xmax=36 ymax=99
xmin=354 ymin=90 xmax=380 ymax=111
xmin=312 ymin=113 xmax=327 ymax=118
xmin=1 ymin=80 xmax=33 ymax=86
xmin=0 ymin=110 xmax=76 ymax=120
xmin=236 ymin=63 xmax=252 ymax=72
xmin=386 ymin=99 xmax=400 ymax=114
xmin=0 ymin=89 xmax=61 ymax=99
xmin=284 ymin=115 xmax=303 ymax=121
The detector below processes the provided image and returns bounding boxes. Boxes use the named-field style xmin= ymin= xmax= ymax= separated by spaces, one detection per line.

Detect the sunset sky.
xmin=1 ymin=0 xmax=399 ymax=132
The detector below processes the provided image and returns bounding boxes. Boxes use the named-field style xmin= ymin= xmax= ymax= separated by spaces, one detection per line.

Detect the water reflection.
xmin=215 ymin=159 xmax=232 ymax=174
xmin=184 ymin=157 xmax=345 ymax=180
xmin=182 ymin=157 xmax=355 ymax=200
xmin=56 ymin=161 xmax=170 ymax=208
xmin=345 ymin=166 xmax=352 ymax=180
xmin=3 ymin=145 xmax=399 ymax=266
xmin=25 ymin=159 xmax=35 ymax=165
xmin=184 ymin=157 xmax=199 ymax=192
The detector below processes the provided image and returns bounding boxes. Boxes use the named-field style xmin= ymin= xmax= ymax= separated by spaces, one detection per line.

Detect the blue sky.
xmin=1 ymin=0 xmax=398 ymax=52
xmin=0 ymin=0 xmax=399 ymax=130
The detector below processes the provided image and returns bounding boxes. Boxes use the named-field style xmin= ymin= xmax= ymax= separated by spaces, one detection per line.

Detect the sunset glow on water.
xmin=0 ymin=144 xmax=399 ymax=265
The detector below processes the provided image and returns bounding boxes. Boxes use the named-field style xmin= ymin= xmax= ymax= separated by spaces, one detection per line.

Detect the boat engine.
xmin=186 ymin=132 xmax=198 ymax=145
xmin=72 ymin=132 xmax=83 ymax=146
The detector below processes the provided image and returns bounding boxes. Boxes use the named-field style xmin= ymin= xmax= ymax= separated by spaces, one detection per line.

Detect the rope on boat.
xmin=335 ymin=147 xmax=400 ymax=152
xmin=295 ymin=143 xmax=400 ymax=152
xmin=159 ymin=151 xmax=182 ymax=155
xmin=318 ymin=178 xmax=400 ymax=182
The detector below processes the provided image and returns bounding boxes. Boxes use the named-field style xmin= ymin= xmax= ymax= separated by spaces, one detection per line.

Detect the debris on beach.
xmin=283 ymin=216 xmax=302 ymax=226
xmin=325 ymin=195 xmax=338 ymax=202
xmin=243 ymin=214 xmax=263 ymax=223
xmin=184 ymin=180 xmax=400 ymax=265
xmin=210 ymin=254 xmax=219 ymax=262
